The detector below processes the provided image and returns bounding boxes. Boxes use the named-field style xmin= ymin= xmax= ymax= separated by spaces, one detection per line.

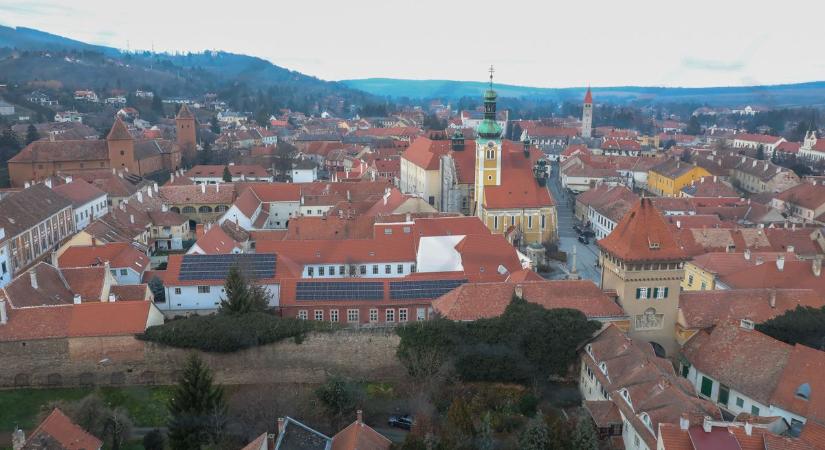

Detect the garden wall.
xmin=0 ymin=329 xmax=404 ymax=389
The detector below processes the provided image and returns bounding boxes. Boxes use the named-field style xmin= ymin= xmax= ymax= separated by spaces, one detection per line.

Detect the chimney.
xmin=787 ymin=245 xmax=794 ymax=253
xmin=679 ymin=413 xmax=689 ymax=431
xmin=136 ymin=191 xmax=143 ymax=203
xmin=676 ymin=220 xmax=681 ymax=229
xmin=24 ymin=181 xmax=30 ymax=189
xmin=277 ymin=418 xmax=285 ymax=434
xmin=170 ymin=172 xmax=175 ymax=182
xmin=65 ymin=175 xmax=73 ymax=183
xmin=30 ymin=271 xmax=38 ymax=289
xmin=161 ymin=204 xmax=168 ymax=212
xmin=73 ymin=294 xmax=82 ymax=305
xmin=744 ymin=422 xmax=753 ymax=436
xmin=44 ymin=178 xmax=52 ymax=189
xmin=118 ymin=171 xmax=124 ymax=179
xmin=702 ymin=416 xmax=712 ymax=433
xmin=0 ymin=300 xmax=7 ymax=325
xmin=755 ymin=256 xmax=764 ymax=266
xmin=744 ymin=249 xmax=751 ymax=261
xmin=109 ymin=293 xmax=117 ymax=302
xmin=147 ymin=187 xmax=153 ymax=198
xmin=201 ymin=184 xmax=206 ymax=194
xmin=769 ymin=289 xmax=776 ymax=308
xmin=713 ymin=175 xmax=717 ymax=182
xmin=153 ymin=182 xmax=159 ymax=192
xmin=813 ymin=258 xmax=822 ymax=277
xmin=356 ymin=410 xmax=363 ymax=424
xmin=514 ymin=284 xmax=524 ymax=298
xmin=776 ymin=255 xmax=785 ymax=271
xmin=129 ymin=214 xmax=135 ymax=224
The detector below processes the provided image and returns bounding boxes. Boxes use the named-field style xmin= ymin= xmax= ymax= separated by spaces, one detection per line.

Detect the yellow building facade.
xmin=647 ymin=161 xmax=711 ymax=197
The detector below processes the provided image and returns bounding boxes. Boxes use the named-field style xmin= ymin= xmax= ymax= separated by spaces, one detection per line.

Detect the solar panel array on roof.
xmin=178 ymin=253 xmax=277 ymax=281
xmin=296 ymin=281 xmax=384 ymax=301
xmin=390 ymin=279 xmax=467 ymax=300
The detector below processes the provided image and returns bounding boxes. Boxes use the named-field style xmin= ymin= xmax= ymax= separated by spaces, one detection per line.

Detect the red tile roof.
xmin=433 ymin=280 xmax=625 ymax=321
xmin=191 ymin=224 xmax=242 ymax=254
xmin=61 ymin=267 xmax=106 ymax=301
xmin=331 ymin=418 xmax=392 ymax=450
xmin=774 ymin=181 xmax=825 ymax=211
xmin=683 ymin=323 xmax=793 ymax=405
xmin=597 ymin=198 xmax=688 ymax=262
xmin=679 ymin=289 xmax=824 ymax=330
xmin=109 ymin=284 xmax=150 ymax=301
xmin=107 ymin=117 xmax=133 ymax=141
xmin=186 ymin=165 xmax=269 ymax=178
xmin=483 ymin=142 xmax=554 ymax=209
xmin=58 ymin=242 xmax=149 ymax=272
xmin=770 ymin=344 xmax=825 ymax=422
xmin=51 ymin=180 xmax=107 ymax=207
xmin=584 ymin=87 xmax=592 ymax=104
xmin=25 ymin=408 xmax=102 ymax=450
xmin=734 ymin=133 xmax=784 ymax=145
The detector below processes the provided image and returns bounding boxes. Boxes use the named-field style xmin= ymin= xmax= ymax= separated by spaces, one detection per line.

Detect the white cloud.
xmin=0 ymin=0 xmax=822 ymax=87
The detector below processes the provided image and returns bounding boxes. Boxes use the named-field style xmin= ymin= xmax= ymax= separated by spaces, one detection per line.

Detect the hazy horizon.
xmin=2 ymin=0 xmax=824 ymax=89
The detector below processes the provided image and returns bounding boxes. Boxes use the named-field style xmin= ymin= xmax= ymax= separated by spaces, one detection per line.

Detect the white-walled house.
xmin=218 ymin=184 xmax=302 ymax=230
xmin=57 ymin=242 xmax=150 ymax=285
xmin=0 ymin=229 xmax=11 ymax=287
xmin=681 ymin=321 xmax=825 ymax=435
xmin=161 ymin=253 xmax=280 ymax=314
xmin=52 ymin=179 xmax=108 ymax=230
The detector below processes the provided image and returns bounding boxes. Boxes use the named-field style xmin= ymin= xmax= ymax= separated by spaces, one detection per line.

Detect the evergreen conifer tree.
xmin=167 ymin=354 xmax=226 ymax=450
xmin=222 ymin=165 xmax=232 ymax=182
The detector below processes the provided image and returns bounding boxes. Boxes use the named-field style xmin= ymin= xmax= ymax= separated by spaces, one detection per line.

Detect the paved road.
xmin=547 ymin=163 xmax=601 ymax=284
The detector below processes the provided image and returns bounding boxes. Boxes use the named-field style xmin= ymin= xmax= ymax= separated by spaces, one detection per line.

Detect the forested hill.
xmin=342 ymin=78 xmax=825 ymax=107
xmin=0 ymin=25 xmax=377 ymax=114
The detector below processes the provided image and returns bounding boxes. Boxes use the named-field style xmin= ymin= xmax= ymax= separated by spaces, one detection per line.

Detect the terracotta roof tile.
xmin=25 ymin=408 xmax=102 ymax=450
xmin=52 ymin=180 xmax=107 ymax=207
xmin=58 ymin=242 xmax=149 ymax=272
xmin=433 ymin=280 xmax=625 ymax=321
xmin=331 ymin=418 xmax=392 ymax=450
xmin=598 ymin=198 xmax=688 ymax=262
xmin=770 ymin=344 xmax=825 ymax=422
xmin=679 ymin=288 xmax=824 ymax=330
xmin=106 ymin=118 xmax=133 ymax=141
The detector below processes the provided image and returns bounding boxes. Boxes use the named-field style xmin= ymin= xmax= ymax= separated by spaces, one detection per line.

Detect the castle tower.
xmin=581 ymin=87 xmax=593 ymax=139
xmin=106 ymin=117 xmax=137 ymax=173
xmin=176 ymin=104 xmax=196 ymax=150
xmin=597 ymin=198 xmax=688 ymax=356
xmin=473 ymin=66 xmax=503 ymax=217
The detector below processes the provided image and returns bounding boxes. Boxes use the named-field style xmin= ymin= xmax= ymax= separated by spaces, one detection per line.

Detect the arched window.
xmin=182 ymin=206 xmax=196 ymax=214
xmin=599 ymin=362 xmax=608 ymax=376
xmin=170 ymin=207 xmax=181 ymax=214
xmin=621 ymin=388 xmax=633 ymax=409
xmin=797 ymin=383 xmax=811 ymax=400
xmin=640 ymin=412 xmax=652 ymax=430
xmin=198 ymin=205 xmax=213 ymax=213
xmin=214 ymin=205 xmax=229 ymax=213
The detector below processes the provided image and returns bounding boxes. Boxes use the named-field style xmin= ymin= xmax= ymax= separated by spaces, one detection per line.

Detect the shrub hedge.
xmin=138 ymin=312 xmax=333 ymax=352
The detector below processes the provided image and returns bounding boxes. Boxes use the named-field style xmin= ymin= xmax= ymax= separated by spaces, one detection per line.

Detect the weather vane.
xmin=488 ymin=65 xmax=495 ymax=89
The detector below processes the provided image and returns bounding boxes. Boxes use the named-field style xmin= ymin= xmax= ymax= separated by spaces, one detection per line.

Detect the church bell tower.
xmin=474 ymin=66 xmax=503 ymax=217
xmin=582 ymin=87 xmax=593 ymax=139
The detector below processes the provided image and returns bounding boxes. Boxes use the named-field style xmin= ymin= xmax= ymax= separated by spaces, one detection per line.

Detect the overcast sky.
xmin=1 ymin=0 xmax=823 ymax=88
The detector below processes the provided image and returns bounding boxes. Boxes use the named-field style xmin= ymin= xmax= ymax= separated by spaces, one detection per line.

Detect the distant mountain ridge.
xmin=342 ymin=78 xmax=825 ymax=107
xmin=0 ymin=25 xmax=374 ymax=113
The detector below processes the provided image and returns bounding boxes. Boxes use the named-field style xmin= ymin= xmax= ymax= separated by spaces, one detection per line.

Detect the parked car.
xmin=388 ymin=415 xmax=414 ymax=430
xmin=581 ymin=229 xmax=596 ymax=238
xmin=578 ymin=235 xmax=589 ymax=244
xmin=573 ymin=225 xmax=584 ymax=235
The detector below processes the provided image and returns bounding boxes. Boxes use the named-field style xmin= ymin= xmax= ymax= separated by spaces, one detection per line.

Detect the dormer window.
xmin=640 ymin=412 xmax=652 ymax=430
xmin=620 ymin=388 xmax=632 ymax=409
xmin=648 ymin=239 xmax=660 ymax=250
xmin=586 ymin=344 xmax=594 ymax=359
xmin=796 ymin=383 xmax=811 ymax=400
xmin=599 ymin=362 xmax=608 ymax=377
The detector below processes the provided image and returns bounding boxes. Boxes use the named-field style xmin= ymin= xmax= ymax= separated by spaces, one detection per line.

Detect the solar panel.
xmin=296 ymin=281 xmax=384 ymax=301
xmin=389 ymin=279 xmax=467 ymax=300
xmin=178 ymin=253 xmax=277 ymax=281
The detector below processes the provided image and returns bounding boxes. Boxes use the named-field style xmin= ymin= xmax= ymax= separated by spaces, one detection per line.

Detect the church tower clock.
xmin=474 ymin=66 xmax=503 ymax=217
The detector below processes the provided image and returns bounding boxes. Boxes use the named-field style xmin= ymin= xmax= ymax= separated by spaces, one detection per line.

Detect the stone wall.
xmin=0 ymin=329 xmax=404 ymax=389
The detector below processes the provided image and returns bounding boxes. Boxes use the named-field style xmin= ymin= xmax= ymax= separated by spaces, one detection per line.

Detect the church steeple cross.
xmin=488 ymin=65 xmax=495 ymax=89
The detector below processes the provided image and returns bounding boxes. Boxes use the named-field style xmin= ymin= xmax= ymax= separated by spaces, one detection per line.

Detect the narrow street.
xmin=546 ymin=162 xmax=601 ymax=284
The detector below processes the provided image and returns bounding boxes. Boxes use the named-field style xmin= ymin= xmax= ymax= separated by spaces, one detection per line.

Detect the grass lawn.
xmin=0 ymin=386 xmax=174 ymax=430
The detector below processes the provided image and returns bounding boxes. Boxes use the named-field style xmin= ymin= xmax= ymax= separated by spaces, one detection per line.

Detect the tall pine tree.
xmin=167 ymin=354 xmax=226 ymax=450
xmin=25 ymin=124 xmax=40 ymax=144
xmin=222 ymin=165 xmax=232 ymax=182
xmin=570 ymin=417 xmax=598 ymax=450
xmin=219 ymin=265 xmax=251 ymax=314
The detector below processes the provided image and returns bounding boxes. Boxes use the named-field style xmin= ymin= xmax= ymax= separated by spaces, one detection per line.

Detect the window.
xmin=493 ymin=216 xmax=498 ymax=229
xmin=308 ymin=267 xmax=314 ymax=277
xmin=111 ymin=269 xmax=117 ymax=276
xmin=197 ymin=286 xmax=210 ymax=294
xmin=736 ymin=397 xmax=744 ymax=408
xmin=399 ymin=308 xmax=408 ymax=322
xmin=298 ymin=310 xmax=308 ymax=320
xmin=360 ymin=265 xmax=366 ymax=275
xmin=636 ymin=287 xmax=649 ymax=299
xmin=174 ymin=288 xmax=181 ymax=295
xmin=541 ymin=214 xmax=546 ymax=229
xmin=369 ymin=309 xmax=378 ymax=322
xmin=681 ymin=362 xmax=690 ymax=378
xmin=347 ymin=309 xmax=359 ymax=323
xmin=796 ymin=383 xmax=811 ymax=400
xmin=700 ymin=281 xmax=707 ymax=290
xmin=319 ymin=266 xmax=325 ymax=276
xmin=688 ymin=274 xmax=694 ymax=286
xmin=700 ymin=376 xmax=713 ymax=397
xmin=718 ymin=384 xmax=730 ymax=406
xmin=417 ymin=307 xmax=426 ymax=321
xmin=751 ymin=405 xmax=760 ymax=415
xmin=330 ymin=309 xmax=339 ymax=323
xmin=527 ymin=216 xmax=533 ymax=229
xmin=314 ymin=310 xmax=323 ymax=321
xmin=653 ymin=287 xmax=668 ymax=299
xmin=397 ymin=264 xmax=403 ymax=274
xmin=329 ymin=266 xmax=335 ymax=276
xmin=339 ymin=265 xmax=345 ymax=275
xmin=410 ymin=264 xmax=416 ymax=273
xmin=385 ymin=309 xmax=395 ymax=322
xmin=385 ymin=265 xmax=391 ymax=274
xmin=372 ymin=265 xmax=378 ymax=275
